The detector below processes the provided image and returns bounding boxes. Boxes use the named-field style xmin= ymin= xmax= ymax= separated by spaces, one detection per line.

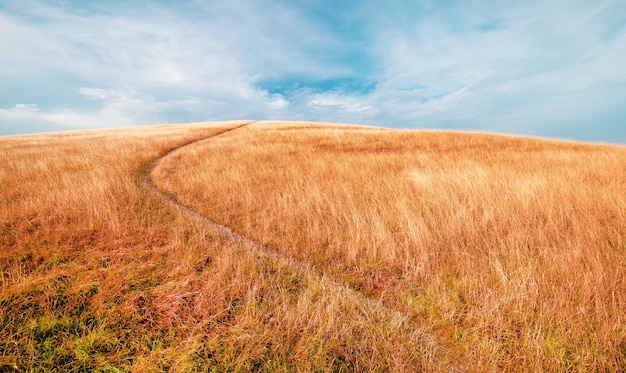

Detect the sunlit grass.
xmin=156 ymin=121 xmax=626 ymax=371
xmin=1 ymin=121 xmax=457 ymax=371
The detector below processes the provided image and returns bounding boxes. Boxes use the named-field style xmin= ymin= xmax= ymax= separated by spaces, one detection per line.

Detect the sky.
xmin=1 ymin=0 xmax=625 ymax=143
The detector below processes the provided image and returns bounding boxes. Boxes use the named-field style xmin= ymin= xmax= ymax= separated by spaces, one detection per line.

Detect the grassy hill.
xmin=1 ymin=121 xmax=625 ymax=371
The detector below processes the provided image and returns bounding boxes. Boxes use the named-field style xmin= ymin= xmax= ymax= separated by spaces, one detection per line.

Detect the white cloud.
xmin=14 ymin=104 xmax=39 ymax=112
xmin=308 ymin=94 xmax=374 ymax=114
xmin=266 ymin=94 xmax=289 ymax=109
xmin=0 ymin=0 xmax=625 ymax=142
xmin=0 ymin=85 xmax=299 ymax=134
xmin=2 ymin=88 xmax=167 ymax=131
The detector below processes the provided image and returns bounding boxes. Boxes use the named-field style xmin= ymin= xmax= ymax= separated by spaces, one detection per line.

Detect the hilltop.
xmin=2 ymin=121 xmax=625 ymax=371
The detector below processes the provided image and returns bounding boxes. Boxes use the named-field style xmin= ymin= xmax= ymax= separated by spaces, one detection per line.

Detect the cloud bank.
xmin=1 ymin=0 xmax=625 ymax=142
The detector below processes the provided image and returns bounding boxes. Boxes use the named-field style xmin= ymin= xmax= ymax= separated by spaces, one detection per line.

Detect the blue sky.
xmin=1 ymin=0 xmax=625 ymax=143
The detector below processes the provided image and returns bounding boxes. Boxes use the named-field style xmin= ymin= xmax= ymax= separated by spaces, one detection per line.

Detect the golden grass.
xmin=1 ymin=121 xmax=459 ymax=372
xmin=154 ymin=121 xmax=626 ymax=371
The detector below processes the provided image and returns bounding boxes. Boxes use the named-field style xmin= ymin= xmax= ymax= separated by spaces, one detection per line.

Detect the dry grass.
xmin=0 ymin=121 xmax=458 ymax=372
xmin=155 ymin=121 xmax=626 ymax=371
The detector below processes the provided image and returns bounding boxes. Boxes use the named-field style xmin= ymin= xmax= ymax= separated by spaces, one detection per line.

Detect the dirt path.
xmin=143 ymin=121 xmax=465 ymax=372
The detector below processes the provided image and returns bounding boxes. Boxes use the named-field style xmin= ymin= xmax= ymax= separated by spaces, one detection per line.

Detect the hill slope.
xmin=2 ymin=121 xmax=625 ymax=371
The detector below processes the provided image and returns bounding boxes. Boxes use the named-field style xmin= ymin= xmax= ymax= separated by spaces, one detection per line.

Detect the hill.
xmin=1 ymin=121 xmax=625 ymax=371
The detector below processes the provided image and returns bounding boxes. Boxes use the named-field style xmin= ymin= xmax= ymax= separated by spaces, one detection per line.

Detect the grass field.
xmin=2 ymin=120 xmax=625 ymax=371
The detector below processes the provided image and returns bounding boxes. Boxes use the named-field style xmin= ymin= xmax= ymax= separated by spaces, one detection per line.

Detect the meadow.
xmin=2 ymin=120 xmax=625 ymax=371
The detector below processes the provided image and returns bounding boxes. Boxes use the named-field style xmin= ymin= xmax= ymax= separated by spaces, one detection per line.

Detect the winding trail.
xmin=143 ymin=121 xmax=465 ymax=372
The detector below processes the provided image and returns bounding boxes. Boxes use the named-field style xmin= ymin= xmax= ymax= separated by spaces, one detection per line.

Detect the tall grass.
xmin=156 ymin=121 xmax=626 ymax=371
xmin=1 ymin=122 xmax=454 ymax=371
